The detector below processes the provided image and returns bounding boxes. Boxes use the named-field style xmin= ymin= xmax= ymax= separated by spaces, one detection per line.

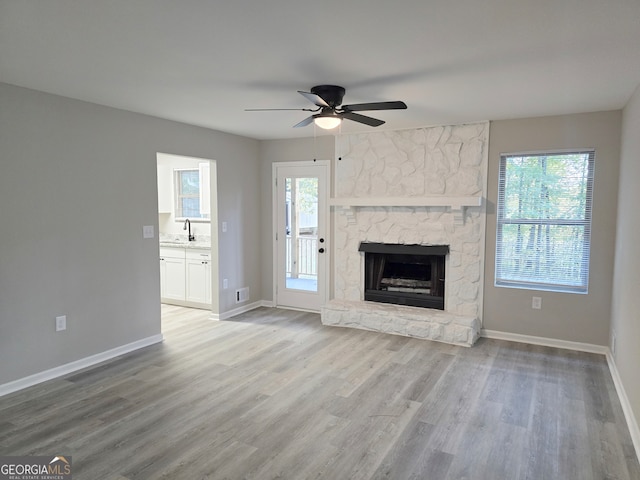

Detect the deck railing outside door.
xmin=285 ymin=235 xmax=318 ymax=278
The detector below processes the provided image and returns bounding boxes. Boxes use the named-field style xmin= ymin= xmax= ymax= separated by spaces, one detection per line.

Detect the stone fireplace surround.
xmin=320 ymin=123 xmax=489 ymax=347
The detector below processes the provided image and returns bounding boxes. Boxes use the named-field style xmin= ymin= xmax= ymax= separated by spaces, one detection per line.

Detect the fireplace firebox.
xmin=359 ymin=243 xmax=448 ymax=310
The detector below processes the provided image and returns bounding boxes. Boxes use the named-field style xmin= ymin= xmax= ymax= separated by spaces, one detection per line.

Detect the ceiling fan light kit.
xmin=246 ymin=84 xmax=407 ymax=130
xmin=314 ymin=113 xmax=342 ymax=130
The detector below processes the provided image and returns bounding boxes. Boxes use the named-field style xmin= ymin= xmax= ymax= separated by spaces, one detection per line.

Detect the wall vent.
xmin=235 ymin=287 xmax=249 ymax=304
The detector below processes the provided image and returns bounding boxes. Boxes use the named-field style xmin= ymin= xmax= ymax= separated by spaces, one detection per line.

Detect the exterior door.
xmin=274 ymin=161 xmax=329 ymax=311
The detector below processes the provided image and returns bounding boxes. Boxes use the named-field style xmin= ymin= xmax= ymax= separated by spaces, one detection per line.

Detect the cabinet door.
xmin=163 ymin=257 xmax=186 ymax=301
xmin=186 ymin=258 xmax=211 ymax=304
xmin=160 ymin=257 xmax=167 ymax=298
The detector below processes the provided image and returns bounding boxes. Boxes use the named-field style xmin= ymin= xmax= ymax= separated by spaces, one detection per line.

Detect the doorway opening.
xmin=156 ymin=153 xmax=219 ymax=328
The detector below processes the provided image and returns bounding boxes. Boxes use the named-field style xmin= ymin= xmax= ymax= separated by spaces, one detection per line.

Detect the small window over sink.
xmin=174 ymin=164 xmax=210 ymax=222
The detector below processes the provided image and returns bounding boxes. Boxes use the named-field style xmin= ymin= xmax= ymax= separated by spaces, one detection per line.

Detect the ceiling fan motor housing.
xmin=311 ymin=85 xmax=346 ymax=107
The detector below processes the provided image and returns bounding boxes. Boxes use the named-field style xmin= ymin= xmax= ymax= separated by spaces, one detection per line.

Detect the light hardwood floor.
xmin=1 ymin=305 xmax=638 ymax=479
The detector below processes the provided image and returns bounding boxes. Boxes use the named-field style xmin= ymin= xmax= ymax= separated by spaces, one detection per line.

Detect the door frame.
xmin=272 ymin=160 xmax=331 ymax=312
xmin=156 ymin=153 xmax=219 ymax=320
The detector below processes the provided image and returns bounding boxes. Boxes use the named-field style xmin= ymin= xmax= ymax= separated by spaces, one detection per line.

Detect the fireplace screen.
xmin=359 ymin=243 xmax=448 ymax=309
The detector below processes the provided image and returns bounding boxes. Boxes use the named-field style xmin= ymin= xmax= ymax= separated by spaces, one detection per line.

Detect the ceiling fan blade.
xmin=342 ymin=112 xmax=385 ymax=127
xmin=245 ymin=108 xmax=307 ymax=111
xmin=298 ymin=90 xmax=330 ymax=108
xmin=293 ymin=115 xmax=315 ymax=128
xmin=341 ymin=101 xmax=407 ymax=112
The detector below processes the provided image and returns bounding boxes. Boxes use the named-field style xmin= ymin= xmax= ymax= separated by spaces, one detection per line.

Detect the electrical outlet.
xmin=532 ymin=297 xmax=542 ymax=309
xmin=223 ymin=278 xmax=228 ymax=289
xmin=55 ymin=315 xmax=67 ymax=332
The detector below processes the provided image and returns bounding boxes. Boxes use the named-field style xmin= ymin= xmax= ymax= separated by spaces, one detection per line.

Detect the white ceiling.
xmin=2 ymin=0 xmax=640 ymax=140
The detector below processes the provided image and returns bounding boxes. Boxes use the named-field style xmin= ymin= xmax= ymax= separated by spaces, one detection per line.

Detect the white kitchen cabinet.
xmin=160 ymin=246 xmax=211 ymax=308
xmin=186 ymin=249 xmax=211 ymax=304
xmin=160 ymin=247 xmax=186 ymax=301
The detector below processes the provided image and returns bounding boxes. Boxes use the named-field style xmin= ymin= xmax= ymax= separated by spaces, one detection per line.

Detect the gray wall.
xmin=612 ymin=84 xmax=640 ymax=430
xmin=0 ymin=83 xmax=260 ymax=385
xmin=258 ymin=137 xmax=335 ymax=303
xmin=483 ymin=111 xmax=621 ymax=345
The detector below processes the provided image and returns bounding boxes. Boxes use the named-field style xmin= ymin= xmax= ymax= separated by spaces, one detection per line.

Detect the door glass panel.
xmin=285 ymin=176 xmax=318 ymax=292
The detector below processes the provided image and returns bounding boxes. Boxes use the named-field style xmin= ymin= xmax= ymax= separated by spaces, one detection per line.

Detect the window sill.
xmin=175 ymin=217 xmax=210 ymax=224
xmin=495 ymin=281 xmax=588 ymax=295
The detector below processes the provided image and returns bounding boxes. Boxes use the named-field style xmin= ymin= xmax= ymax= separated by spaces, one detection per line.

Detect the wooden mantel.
xmin=329 ymin=196 xmax=483 ymax=226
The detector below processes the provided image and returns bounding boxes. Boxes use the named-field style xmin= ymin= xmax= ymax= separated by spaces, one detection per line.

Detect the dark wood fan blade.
xmin=342 ymin=112 xmax=385 ymax=127
xmin=293 ymin=115 xmax=315 ymax=128
xmin=298 ymin=91 xmax=330 ymax=108
xmin=341 ymin=101 xmax=407 ymax=112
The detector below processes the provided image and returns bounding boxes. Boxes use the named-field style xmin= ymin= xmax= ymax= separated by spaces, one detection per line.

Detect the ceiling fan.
xmin=246 ymin=85 xmax=407 ymax=129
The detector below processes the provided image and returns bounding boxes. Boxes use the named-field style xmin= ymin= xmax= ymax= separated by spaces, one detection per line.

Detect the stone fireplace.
xmin=321 ymin=123 xmax=489 ymax=347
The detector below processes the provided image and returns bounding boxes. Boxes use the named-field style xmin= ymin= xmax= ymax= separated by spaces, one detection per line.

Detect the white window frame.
xmin=495 ymin=150 xmax=595 ymax=294
xmin=174 ymin=168 xmax=210 ymax=222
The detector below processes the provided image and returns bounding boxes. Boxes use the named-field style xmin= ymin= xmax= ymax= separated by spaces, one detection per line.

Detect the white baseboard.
xmin=606 ymin=351 xmax=640 ymax=464
xmin=481 ymin=329 xmax=608 ymax=354
xmin=210 ymin=300 xmax=272 ymax=321
xmin=272 ymin=305 xmax=319 ymax=314
xmin=0 ymin=334 xmax=164 ymax=398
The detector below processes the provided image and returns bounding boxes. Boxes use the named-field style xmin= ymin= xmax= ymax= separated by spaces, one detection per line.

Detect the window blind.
xmin=495 ymin=150 xmax=595 ymax=294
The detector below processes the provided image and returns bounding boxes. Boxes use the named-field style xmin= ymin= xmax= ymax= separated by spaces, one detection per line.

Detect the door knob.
xmin=319 ymin=248 xmax=325 ymax=253
xmin=319 ymin=238 xmax=325 ymax=243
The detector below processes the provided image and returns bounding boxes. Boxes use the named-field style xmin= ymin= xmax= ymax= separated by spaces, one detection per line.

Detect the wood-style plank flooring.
xmin=1 ymin=305 xmax=638 ymax=479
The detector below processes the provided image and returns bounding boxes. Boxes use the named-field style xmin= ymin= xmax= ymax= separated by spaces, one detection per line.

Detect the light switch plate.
xmin=56 ymin=315 xmax=67 ymax=332
xmin=143 ymin=225 xmax=154 ymax=239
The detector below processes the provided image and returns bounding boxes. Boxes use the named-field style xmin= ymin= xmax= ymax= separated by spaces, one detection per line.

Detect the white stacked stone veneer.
xmin=322 ymin=299 xmax=481 ymax=347
xmin=322 ymin=122 xmax=489 ymax=347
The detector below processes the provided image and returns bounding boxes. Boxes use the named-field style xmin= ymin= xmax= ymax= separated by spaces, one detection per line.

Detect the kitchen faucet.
xmin=184 ymin=218 xmax=195 ymax=241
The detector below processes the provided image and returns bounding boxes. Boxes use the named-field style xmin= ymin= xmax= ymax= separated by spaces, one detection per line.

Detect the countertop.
xmin=160 ymin=241 xmax=211 ymax=250
xmin=159 ymin=235 xmax=212 ymax=249
xmin=159 ymin=233 xmax=211 ymax=250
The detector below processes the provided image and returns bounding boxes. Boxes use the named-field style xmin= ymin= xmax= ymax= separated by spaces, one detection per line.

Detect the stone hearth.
xmin=322 ymin=299 xmax=480 ymax=347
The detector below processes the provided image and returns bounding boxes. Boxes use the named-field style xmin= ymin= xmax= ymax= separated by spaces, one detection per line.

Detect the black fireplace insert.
xmin=359 ymin=242 xmax=449 ymax=309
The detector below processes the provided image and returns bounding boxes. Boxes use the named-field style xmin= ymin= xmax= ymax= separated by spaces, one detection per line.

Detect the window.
xmin=174 ymin=168 xmax=210 ymax=221
xmin=495 ymin=150 xmax=594 ymax=293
